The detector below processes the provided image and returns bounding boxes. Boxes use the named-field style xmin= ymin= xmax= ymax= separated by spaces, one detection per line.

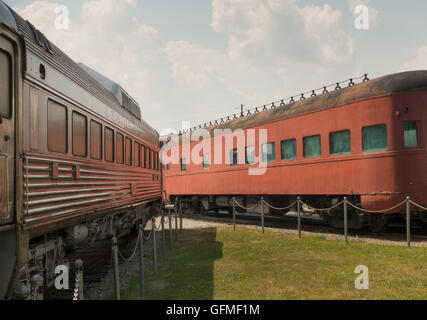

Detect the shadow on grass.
xmin=121 ymin=228 xmax=223 ymax=300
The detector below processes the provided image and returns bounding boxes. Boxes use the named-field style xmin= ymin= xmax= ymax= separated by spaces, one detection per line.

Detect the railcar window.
xmin=181 ymin=158 xmax=186 ymax=172
xmin=116 ymin=133 xmax=124 ymax=164
xmin=167 ymin=164 xmax=170 ymax=171
xmin=134 ymin=142 xmax=140 ymax=167
xmin=0 ymin=50 xmax=11 ymax=118
xmin=141 ymin=145 xmax=146 ymax=168
xmin=362 ymin=125 xmax=388 ymax=151
xmin=152 ymin=150 xmax=155 ymax=170
xmin=262 ymin=143 xmax=276 ymax=163
xmin=281 ymin=139 xmax=297 ymax=160
xmin=72 ymin=112 xmax=87 ymax=157
xmin=203 ymin=154 xmax=210 ymax=169
xmin=156 ymin=152 xmax=160 ymax=171
xmin=90 ymin=120 xmax=102 ymax=160
xmin=303 ymin=135 xmax=321 ymax=158
xmin=148 ymin=148 xmax=152 ymax=169
xmin=47 ymin=100 xmax=67 ymax=153
xmin=230 ymin=149 xmax=238 ymax=166
xmin=330 ymin=130 xmax=351 ymax=155
xmin=404 ymin=122 xmax=418 ymax=148
xmin=246 ymin=146 xmax=255 ymax=165
xmin=125 ymin=137 xmax=132 ymax=166
xmin=105 ymin=127 xmax=114 ymax=162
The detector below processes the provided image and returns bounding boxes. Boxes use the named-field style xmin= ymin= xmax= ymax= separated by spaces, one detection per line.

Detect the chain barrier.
xmin=31 ymin=286 xmax=39 ymax=301
xmin=117 ymin=229 xmax=141 ymax=263
xmin=73 ymin=271 xmax=79 ymax=301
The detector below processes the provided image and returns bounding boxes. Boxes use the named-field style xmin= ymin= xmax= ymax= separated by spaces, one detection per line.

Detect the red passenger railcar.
xmin=0 ymin=2 xmax=161 ymax=299
xmin=164 ymin=71 xmax=427 ymax=232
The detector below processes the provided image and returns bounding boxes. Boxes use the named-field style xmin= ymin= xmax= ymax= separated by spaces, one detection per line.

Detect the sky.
xmin=5 ymin=0 xmax=427 ymax=134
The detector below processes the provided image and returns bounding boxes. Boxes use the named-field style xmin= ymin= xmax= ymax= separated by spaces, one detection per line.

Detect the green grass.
xmin=120 ymin=227 xmax=427 ymax=300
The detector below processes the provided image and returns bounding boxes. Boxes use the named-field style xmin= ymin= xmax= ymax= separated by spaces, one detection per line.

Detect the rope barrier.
xmin=298 ymin=200 xmax=345 ymax=212
xmin=233 ymin=199 xmax=259 ymax=211
xmin=262 ymin=200 xmax=297 ymax=211
xmin=143 ymin=229 xmax=153 ymax=240
xmin=346 ymin=199 xmax=406 ymax=214
xmin=409 ymin=200 xmax=427 ymax=211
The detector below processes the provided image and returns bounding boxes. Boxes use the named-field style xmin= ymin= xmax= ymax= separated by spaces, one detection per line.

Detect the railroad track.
xmin=45 ymin=231 xmax=142 ymax=300
xmin=182 ymin=210 xmax=427 ymax=239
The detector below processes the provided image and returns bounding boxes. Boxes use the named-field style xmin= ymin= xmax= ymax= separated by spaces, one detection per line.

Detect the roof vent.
xmin=27 ymin=21 xmax=53 ymax=54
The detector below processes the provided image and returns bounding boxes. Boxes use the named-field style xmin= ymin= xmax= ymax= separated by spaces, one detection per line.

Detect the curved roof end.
xmin=0 ymin=1 xmax=17 ymax=31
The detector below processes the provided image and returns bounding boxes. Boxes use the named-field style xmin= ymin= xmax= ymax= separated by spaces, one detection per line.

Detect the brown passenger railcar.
xmin=0 ymin=1 xmax=161 ymax=299
xmin=164 ymin=71 xmax=427 ymax=233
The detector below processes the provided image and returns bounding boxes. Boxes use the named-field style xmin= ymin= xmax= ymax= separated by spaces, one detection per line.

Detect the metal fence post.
xmin=297 ymin=197 xmax=302 ymax=239
xmin=344 ymin=197 xmax=348 ymax=245
xmin=232 ymin=197 xmax=236 ymax=231
xmin=261 ymin=197 xmax=265 ymax=234
xmin=168 ymin=209 xmax=173 ymax=249
xmin=175 ymin=205 xmax=178 ymax=241
xmin=180 ymin=201 xmax=183 ymax=231
xmin=152 ymin=218 xmax=157 ymax=274
xmin=139 ymin=223 xmax=144 ymax=297
xmin=75 ymin=259 xmax=84 ymax=300
xmin=406 ymin=197 xmax=411 ymax=248
xmin=161 ymin=210 xmax=166 ymax=259
xmin=112 ymin=236 xmax=120 ymax=300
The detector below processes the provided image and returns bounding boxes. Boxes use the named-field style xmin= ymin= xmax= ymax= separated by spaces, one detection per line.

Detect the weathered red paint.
xmin=164 ymin=72 xmax=427 ymax=213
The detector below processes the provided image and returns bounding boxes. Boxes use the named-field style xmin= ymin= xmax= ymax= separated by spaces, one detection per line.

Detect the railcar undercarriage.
xmin=172 ymin=195 xmax=427 ymax=234
xmin=4 ymin=202 xmax=160 ymax=300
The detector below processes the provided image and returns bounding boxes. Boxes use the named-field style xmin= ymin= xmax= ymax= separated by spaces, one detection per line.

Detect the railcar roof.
xmin=0 ymin=1 xmax=158 ymax=139
xmin=201 ymin=70 xmax=427 ymax=136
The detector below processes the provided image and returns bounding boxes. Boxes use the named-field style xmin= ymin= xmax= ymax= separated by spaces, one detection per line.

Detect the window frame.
xmin=0 ymin=49 xmax=12 ymax=119
xmin=403 ymin=121 xmax=419 ymax=149
xmin=203 ymin=153 xmax=210 ymax=169
xmin=47 ymin=99 xmax=68 ymax=154
xmin=362 ymin=124 xmax=388 ymax=152
xmin=262 ymin=142 xmax=276 ymax=163
xmin=125 ymin=137 xmax=132 ymax=166
xmin=180 ymin=158 xmax=187 ymax=172
xmin=245 ymin=146 xmax=255 ymax=165
xmin=72 ymin=111 xmax=87 ymax=157
xmin=116 ymin=133 xmax=124 ymax=164
xmin=134 ymin=142 xmax=141 ymax=167
xmin=90 ymin=119 xmax=102 ymax=160
xmin=303 ymin=134 xmax=322 ymax=159
xmin=329 ymin=129 xmax=351 ymax=156
xmin=230 ymin=148 xmax=238 ymax=167
xmin=281 ymin=139 xmax=297 ymax=161
xmin=104 ymin=126 xmax=115 ymax=163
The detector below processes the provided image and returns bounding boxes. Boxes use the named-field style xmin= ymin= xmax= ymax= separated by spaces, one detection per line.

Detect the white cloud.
xmin=13 ymin=0 xmax=358 ymax=132
xmin=400 ymin=46 xmax=427 ymax=71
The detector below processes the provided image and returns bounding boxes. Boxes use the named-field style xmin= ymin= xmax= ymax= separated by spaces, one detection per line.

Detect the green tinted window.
xmin=404 ymin=122 xmax=418 ymax=148
xmin=281 ymin=139 xmax=296 ymax=160
xmin=180 ymin=158 xmax=186 ymax=172
xmin=246 ymin=146 xmax=255 ymax=164
xmin=262 ymin=143 xmax=276 ymax=163
xmin=303 ymin=135 xmax=321 ymax=158
xmin=203 ymin=154 xmax=210 ymax=169
xmin=363 ymin=125 xmax=388 ymax=151
xmin=230 ymin=149 xmax=238 ymax=166
xmin=330 ymin=130 xmax=351 ymax=155
xmin=166 ymin=164 xmax=170 ymax=171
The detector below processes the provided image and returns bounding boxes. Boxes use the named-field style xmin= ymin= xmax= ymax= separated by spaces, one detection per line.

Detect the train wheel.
xmin=368 ymin=214 xmax=389 ymax=233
